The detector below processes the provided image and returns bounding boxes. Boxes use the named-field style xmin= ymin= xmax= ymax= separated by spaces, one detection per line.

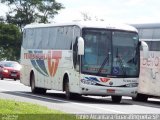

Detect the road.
xmin=0 ymin=79 xmax=160 ymax=114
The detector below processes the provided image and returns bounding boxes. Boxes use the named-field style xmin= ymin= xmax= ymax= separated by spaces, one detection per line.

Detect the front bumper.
xmin=79 ymin=84 xmax=137 ymax=97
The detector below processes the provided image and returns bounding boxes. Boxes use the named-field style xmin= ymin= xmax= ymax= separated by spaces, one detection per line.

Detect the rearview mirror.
xmin=78 ymin=37 xmax=84 ymax=55
xmin=140 ymin=41 xmax=149 ymax=58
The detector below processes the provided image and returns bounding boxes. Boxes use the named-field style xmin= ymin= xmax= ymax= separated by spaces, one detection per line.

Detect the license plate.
xmin=11 ymin=74 xmax=17 ymax=77
xmin=107 ymin=89 xmax=115 ymax=93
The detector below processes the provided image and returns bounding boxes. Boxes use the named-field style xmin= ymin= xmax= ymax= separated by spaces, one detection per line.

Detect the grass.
xmin=0 ymin=99 xmax=78 ymax=120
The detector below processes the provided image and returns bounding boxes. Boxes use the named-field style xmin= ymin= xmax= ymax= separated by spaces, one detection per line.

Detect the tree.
xmin=0 ymin=23 xmax=21 ymax=60
xmin=0 ymin=16 xmax=5 ymax=23
xmin=37 ymin=0 xmax=63 ymax=23
xmin=81 ymin=12 xmax=104 ymax=21
xmin=81 ymin=12 xmax=92 ymax=21
xmin=1 ymin=0 xmax=64 ymax=31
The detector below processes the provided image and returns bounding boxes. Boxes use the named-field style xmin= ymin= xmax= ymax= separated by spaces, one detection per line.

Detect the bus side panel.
xmin=57 ymin=50 xmax=81 ymax=93
xmin=44 ymin=58 xmax=52 ymax=89
xmin=20 ymin=48 xmax=32 ymax=86
xmin=139 ymin=51 xmax=160 ymax=96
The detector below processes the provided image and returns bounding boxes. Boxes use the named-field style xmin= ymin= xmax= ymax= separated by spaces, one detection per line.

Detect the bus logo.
xmin=100 ymin=78 xmax=110 ymax=82
xmin=48 ymin=51 xmax=62 ymax=77
xmin=24 ymin=50 xmax=62 ymax=77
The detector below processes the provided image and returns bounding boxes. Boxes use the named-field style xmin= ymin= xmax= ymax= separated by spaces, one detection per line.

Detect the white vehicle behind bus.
xmin=132 ymin=23 xmax=160 ymax=101
xmin=20 ymin=21 xmax=147 ymax=103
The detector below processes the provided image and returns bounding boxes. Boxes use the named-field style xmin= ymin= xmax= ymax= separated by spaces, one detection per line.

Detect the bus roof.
xmin=132 ymin=23 xmax=160 ymax=29
xmin=24 ymin=21 xmax=138 ymax=32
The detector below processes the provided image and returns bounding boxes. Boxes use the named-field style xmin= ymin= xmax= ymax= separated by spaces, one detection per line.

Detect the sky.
xmin=0 ymin=0 xmax=160 ymax=24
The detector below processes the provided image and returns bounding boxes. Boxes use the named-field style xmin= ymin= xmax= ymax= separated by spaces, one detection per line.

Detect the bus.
xmin=20 ymin=21 xmax=147 ymax=103
xmin=132 ymin=23 xmax=160 ymax=101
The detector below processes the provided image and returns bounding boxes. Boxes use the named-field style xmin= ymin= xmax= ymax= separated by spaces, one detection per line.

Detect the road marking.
xmin=0 ymin=80 xmax=21 ymax=85
xmin=0 ymin=88 xmax=124 ymax=113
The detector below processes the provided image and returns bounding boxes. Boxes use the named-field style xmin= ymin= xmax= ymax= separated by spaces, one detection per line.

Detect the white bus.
xmin=132 ymin=23 xmax=160 ymax=101
xmin=20 ymin=21 xmax=146 ymax=103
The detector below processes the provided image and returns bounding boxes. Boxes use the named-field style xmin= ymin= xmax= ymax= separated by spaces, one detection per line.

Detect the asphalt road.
xmin=0 ymin=79 xmax=160 ymax=114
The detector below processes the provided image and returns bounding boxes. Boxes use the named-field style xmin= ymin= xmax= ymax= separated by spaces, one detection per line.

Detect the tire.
xmin=111 ymin=96 xmax=122 ymax=103
xmin=64 ymin=78 xmax=77 ymax=100
xmin=132 ymin=93 xmax=148 ymax=102
xmin=0 ymin=73 xmax=3 ymax=80
xmin=65 ymin=80 xmax=71 ymax=99
xmin=14 ymin=78 xmax=16 ymax=81
xmin=1 ymin=76 xmax=3 ymax=80
xmin=30 ymin=74 xmax=46 ymax=94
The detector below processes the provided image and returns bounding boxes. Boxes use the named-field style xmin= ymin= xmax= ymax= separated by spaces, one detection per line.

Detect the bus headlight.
xmin=81 ymin=79 xmax=96 ymax=85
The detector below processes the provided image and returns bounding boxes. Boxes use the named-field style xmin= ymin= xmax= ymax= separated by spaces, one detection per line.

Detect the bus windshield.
xmin=82 ymin=28 xmax=139 ymax=77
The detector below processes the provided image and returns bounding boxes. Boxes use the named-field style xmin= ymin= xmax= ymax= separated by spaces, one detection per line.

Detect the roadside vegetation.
xmin=0 ymin=0 xmax=64 ymax=61
xmin=0 ymin=99 xmax=77 ymax=120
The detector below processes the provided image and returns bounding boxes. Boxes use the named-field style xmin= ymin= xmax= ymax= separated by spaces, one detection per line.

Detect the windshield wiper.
xmin=97 ymin=52 xmax=110 ymax=74
xmin=117 ymin=56 xmax=126 ymax=76
xmin=115 ymin=48 xmax=126 ymax=76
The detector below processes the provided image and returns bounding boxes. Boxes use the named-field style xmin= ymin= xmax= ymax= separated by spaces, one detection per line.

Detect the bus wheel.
xmin=64 ymin=79 xmax=73 ymax=100
xmin=31 ymin=74 xmax=46 ymax=94
xmin=111 ymin=96 xmax=122 ymax=103
xmin=132 ymin=93 xmax=148 ymax=102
